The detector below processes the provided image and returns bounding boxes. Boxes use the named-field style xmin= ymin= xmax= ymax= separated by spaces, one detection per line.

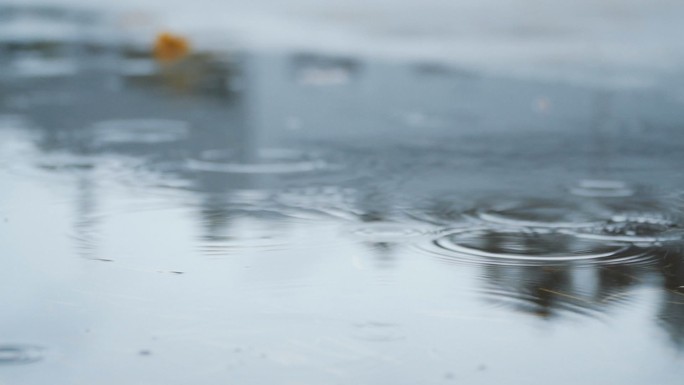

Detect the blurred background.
xmin=6 ymin=0 xmax=684 ymax=87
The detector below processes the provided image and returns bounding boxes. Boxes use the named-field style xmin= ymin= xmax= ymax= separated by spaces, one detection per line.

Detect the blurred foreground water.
xmin=2 ymin=4 xmax=684 ymax=385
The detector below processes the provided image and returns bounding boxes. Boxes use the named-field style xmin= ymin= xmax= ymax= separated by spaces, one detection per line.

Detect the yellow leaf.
xmin=154 ymin=32 xmax=190 ymax=63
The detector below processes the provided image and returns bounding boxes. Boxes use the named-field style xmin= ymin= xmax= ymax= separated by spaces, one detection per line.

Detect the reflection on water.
xmin=2 ymin=4 xmax=684 ymax=384
xmin=0 ymin=345 xmax=45 ymax=365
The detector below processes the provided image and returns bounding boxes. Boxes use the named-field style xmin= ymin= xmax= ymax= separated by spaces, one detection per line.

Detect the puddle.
xmin=2 ymin=3 xmax=684 ymax=385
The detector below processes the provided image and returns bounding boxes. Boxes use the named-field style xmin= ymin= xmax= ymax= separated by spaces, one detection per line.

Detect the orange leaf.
xmin=154 ymin=32 xmax=190 ymax=63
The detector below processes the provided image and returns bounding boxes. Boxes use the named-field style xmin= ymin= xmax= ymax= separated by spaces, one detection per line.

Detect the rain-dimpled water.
xmin=2 ymin=3 xmax=684 ymax=385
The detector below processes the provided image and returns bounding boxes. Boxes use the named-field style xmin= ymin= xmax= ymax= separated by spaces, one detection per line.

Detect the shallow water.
xmin=2 ymin=5 xmax=684 ymax=385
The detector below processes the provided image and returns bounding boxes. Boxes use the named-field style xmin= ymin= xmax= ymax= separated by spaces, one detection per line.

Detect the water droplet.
xmin=0 ymin=345 xmax=44 ymax=365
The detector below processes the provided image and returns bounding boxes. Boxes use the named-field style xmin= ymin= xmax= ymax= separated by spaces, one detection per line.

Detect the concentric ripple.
xmin=403 ymin=194 xmax=470 ymax=225
xmin=419 ymin=228 xmax=656 ymax=266
xmin=91 ymin=119 xmax=190 ymax=144
xmin=0 ymin=345 xmax=45 ymax=365
xmin=348 ymin=222 xmax=434 ymax=242
xmin=478 ymin=286 xmax=606 ymax=321
xmin=187 ymin=148 xmax=329 ymax=174
xmin=569 ymin=179 xmax=635 ymax=198
xmin=468 ymin=199 xmax=606 ymax=229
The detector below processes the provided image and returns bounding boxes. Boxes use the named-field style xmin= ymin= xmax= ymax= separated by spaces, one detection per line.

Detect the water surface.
xmin=2 ymin=5 xmax=684 ymax=385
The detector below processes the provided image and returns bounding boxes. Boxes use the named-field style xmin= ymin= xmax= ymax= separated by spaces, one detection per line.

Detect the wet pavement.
xmin=2 ymin=4 xmax=684 ymax=385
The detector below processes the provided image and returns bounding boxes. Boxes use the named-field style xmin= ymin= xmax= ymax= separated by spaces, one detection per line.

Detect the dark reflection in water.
xmin=480 ymin=253 xmax=650 ymax=320
xmin=659 ymin=244 xmax=684 ymax=349
xmin=0 ymin=345 xmax=45 ymax=365
xmin=3 ymin=4 xmax=684 ymax=385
